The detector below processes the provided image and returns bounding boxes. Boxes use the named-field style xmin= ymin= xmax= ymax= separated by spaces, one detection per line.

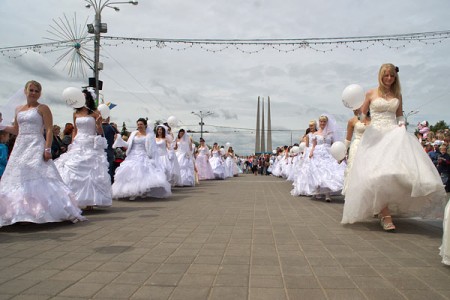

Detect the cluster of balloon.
xmin=342 ymin=84 xmax=365 ymax=110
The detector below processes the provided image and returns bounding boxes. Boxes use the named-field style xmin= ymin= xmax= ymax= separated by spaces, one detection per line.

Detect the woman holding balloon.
xmin=55 ymin=89 xmax=112 ymax=210
xmin=341 ymin=63 xmax=446 ymax=231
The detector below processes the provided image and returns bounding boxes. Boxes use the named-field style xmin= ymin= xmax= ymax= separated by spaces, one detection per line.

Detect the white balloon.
xmin=342 ymin=84 xmax=365 ymax=110
xmin=272 ymin=150 xmax=277 ymax=154
xmin=291 ymin=146 xmax=300 ymax=154
xmin=225 ymin=142 xmax=231 ymax=148
xmin=299 ymin=142 xmax=306 ymax=153
xmin=330 ymin=141 xmax=347 ymax=161
xmin=63 ymin=87 xmax=85 ymax=108
xmin=98 ymin=104 xmax=110 ymax=119
xmin=167 ymin=115 xmax=178 ymax=127
xmin=220 ymin=148 xmax=226 ymax=156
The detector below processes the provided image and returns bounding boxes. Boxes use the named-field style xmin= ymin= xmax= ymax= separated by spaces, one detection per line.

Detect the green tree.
xmin=430 ymin=120 xmax=449 ymax=132
xmin=121 ymin=122 xmax=130 ymax=137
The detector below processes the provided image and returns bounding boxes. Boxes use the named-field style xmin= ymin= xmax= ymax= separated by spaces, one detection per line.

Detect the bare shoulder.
xmin=38 ymin=104 xmax=51 ymax=114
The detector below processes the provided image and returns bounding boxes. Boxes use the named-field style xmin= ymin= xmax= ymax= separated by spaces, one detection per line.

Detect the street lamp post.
xmin=85 ymin=0 xmax=138 ymax=104
xmin=403 ymin=110 xmax=419 ymax=129
xmin=191 ymin=111 xmax=213 ymax=139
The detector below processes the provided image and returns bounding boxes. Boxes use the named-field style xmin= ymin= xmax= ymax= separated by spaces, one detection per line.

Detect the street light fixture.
xmin=191 ymin=110 xmax=214 ymax=139
xmin=85 ymin=0 xmax=138 ymax=104
xmin=403 ymin=110 xmax=419 ymax=129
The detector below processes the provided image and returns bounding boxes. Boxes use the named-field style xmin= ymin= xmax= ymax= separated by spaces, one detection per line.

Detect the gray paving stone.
xmin=0 ymin=175 xmax=448 ymax=300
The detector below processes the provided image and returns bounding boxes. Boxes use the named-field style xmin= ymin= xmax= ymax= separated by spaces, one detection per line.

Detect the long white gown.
xmin=209 ymin=149 xmax=226 ymax=180
xmin=342 ymin=121 xmax=367 ymax=194
xmin=0 ymin=107 xmax=84 ymax=226
xmin=55 ymin=116 xmax=112 ymax=208
xmin=441 ymin=199 xmax=450 ymax=265
xmin=154 ymin=138 xmax=181 ymax=186
xmin=291 ymin=133 xmax=345 ymax=196
xmin=195 ymin=146 xmax=215 ymax=180
xmin=112 ymin=132 xmax=171 ymax=198
xmin=175 ymin=138 xmax=195 ymax=187
xmin=342 ymin=98 xmax=447 ymax=224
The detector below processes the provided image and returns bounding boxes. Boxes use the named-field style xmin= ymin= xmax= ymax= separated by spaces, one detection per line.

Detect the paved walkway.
xmin=0 ymin=174 xmax=449 ymax=300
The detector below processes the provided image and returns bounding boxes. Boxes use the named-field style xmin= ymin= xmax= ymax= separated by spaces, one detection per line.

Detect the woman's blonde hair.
xmin=378 ymin=63 xmax=401 ymax=98
xmin=319 ymin=115 xmax=328 ymax=122
xmin=25 ymin=80 xmax=42 ymax=92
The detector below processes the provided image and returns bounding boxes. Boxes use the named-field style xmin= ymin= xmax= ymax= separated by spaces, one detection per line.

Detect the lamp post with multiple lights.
xmin=403 ymin=110 xmax=419 ymax=129
xmin=191 ymin=111 xmax=214 ymax=139
xmin=85 ymin=0 xmax=138 ymax=104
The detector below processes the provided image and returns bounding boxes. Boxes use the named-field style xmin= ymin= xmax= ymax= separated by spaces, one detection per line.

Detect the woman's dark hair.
xmin=200 ymin=137 xmax=205 ymax=142
xmin=137 ymin=118 xmax=147 ymax=127
xmin=177 ymin=129 xmax=185 ymax=139
xmin=156 ymin=126 xmax=166 ymax=138
xmin=305 ymin=128 xmax=311 ymax=135
xmin=63 ymin=123 xmax=74 ymax=135
xmin=79 ymin=89 xmax=96 ymax=114
xmin=163 ymin=122 xmax=171 ymax=132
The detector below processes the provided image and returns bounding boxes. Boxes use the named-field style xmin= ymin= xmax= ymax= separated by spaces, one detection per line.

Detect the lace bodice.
xmin=17 ymin=107 xmax=43 ymax=135
xmin=353 ymin=121 xmax=367 ymax=140
xmin=312 ymin=134 xmax=332 ymax=146
xmin=370 ymin=98 xmax=398 ymax=129
xmin=76 ymin=116 xmax=96 ymax=136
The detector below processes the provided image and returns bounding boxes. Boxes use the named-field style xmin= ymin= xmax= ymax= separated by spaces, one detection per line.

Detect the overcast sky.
xmin=1 ymin=0 xmax=449 ymax=155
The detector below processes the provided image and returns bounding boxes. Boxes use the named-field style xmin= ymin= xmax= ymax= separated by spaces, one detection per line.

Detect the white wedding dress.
xmin=55 ymin=116 xmax=112 ymax=208
xmin=342 ymin=121 xmax=367 ymax=194
xmin=112 ymin=133 xmax=171 ymax=199
xmin=0 ymin=107 xmax=84 ymax=226
xmin=209 ymin=149 xmax=225 ymax=179
xmin=342 ymin=98 xmax=447 ymax=224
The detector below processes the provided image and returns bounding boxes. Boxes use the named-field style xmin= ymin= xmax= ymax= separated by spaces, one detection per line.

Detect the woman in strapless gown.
xmin=342 ymin=110 xmax=370 ymax=194
xmin=55 ymin=90 xmax=112 ymax=209
xmin=209 ymin=143 xmax=225 ymax=180
xmin=0 ymin=81 xmax=84 ymax=226
xmin=174 ymin=129 xmax=195 ymax=186
xmin=195 ymin=138 xmax=215 ymax=180
xmin=342 ymin=64 xmax=446 ymax=231
xmin=154 ymin=125 xmax=181 ymax=186
xmin=112 ymin=118 xmax=171 ymax=199
xmin=291 ymin=115 xmax=345 ymax=201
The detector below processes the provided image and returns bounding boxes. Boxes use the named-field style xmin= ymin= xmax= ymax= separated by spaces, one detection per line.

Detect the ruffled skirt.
xmin=112 ymin=152 xmax=171 ymax=199
xmin=342 ymin=126 xmax=447 ymax=224
xmin=55 ymin=135 xmax=112 ymax=207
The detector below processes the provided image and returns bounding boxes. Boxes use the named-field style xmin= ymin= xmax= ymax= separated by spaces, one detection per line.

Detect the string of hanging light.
xmin=1 ymin=30 xmax=449 ymax=58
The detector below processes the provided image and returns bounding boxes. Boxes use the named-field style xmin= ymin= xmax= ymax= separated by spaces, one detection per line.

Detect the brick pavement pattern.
xmin=0 ymin=174 xmax=449 ymax=299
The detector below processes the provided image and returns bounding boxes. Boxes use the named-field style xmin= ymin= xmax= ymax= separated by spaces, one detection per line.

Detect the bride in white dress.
xmin=291 ymin=114 xmax=345 ymax=201
xmin=342 ymin=64 xmax=447 ymax=231
xmin=174 ymin=129 xmax=195 ymax=186
xmin=112 ymin=118 xmax=171 ymax=199
xmin=209 ymin=143 xmax=225 ymax=180
xmin=55 ymin=90 xmax=112 ymax=209
xmin=342 ymin=109 xmax=370 ymax=194
xmin=0 ymin=81 xmax=84 ymax=226
xmin=154 ymin=125 xmax=181 ymax=186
